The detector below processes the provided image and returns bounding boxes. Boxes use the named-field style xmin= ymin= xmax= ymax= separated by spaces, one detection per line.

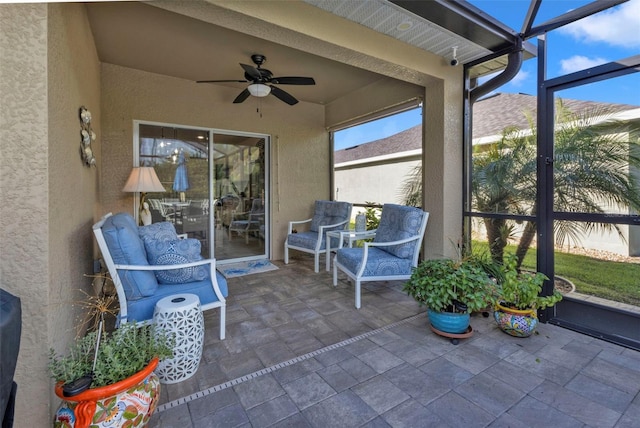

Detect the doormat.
xmin=218 ymin=259 xmax=279 ymax=278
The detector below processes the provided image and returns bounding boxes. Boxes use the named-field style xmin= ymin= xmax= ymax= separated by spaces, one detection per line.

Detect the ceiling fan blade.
xmin=270 ymin=86 xmax=298 ymax=105
xmin=233 ymin=88 xmax=251 ymax=104
xmin=240 ymin=63 xmax=262 ymax=81
xmin=197 ymin=79 xmax=248 ymax=83
xmin=271 ymin=76 xmax=316 ymax=85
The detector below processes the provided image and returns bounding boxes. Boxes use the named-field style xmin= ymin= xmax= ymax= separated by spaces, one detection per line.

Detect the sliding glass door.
xmin=135 ymin=122 xmax=269 ymax=263
xmin=212 ymin=132 xmax=268 ymax=262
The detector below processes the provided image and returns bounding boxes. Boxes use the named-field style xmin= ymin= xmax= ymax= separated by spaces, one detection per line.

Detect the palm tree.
xmin=399 ymin=165 xmax=422 ymax=208
xmin=402 ymin=99 xmax=640 ymax=267
xmin=472 ymin=122 xmax=537 ymax=265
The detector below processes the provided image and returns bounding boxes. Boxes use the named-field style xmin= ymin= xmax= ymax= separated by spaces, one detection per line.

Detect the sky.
xmin=335 ymin=0 xmax=639 ymax=151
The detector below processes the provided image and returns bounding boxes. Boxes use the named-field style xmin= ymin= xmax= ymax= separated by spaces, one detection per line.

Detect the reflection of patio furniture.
xmin=219 ymin=195 xmax=239 ymax=227
xmin=179 ymin=214 xmax=209 ymax=248
xmin=186 ymin=200 xmax=206 ymax=216
xmin=92 ymin=212 xmax=227 ymax=339
xmin=284 ymin=200 xmax=352 ymax=273
xmin=148 ymin=198 xmax=173 ymax=222
xmin=162 ymin=201 xmax=190 ymax=223
xmin=332 ymin=204 xmax=429 ymax=309
xmin=228 ymin=198 xmax=264 ymax=243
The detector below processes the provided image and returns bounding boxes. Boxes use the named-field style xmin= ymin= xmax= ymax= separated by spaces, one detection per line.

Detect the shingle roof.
xmin=335 ymin=93 xmax=637 ymax=163
xmin=334 ymin=124 xmax=421 ymax=164
xmin=472 ymin=92 xmax=635 ymax=138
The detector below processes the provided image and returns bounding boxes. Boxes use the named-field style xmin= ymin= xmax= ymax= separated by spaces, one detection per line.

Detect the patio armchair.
xmin=228 ymin=198 xmax=265 ymax=243
xmin=93 ymin=212 xmax=227 ymax=339
xmin=284 ymin=200 xmax=352 ymax=273
xmin=147 ymin=198 xmax=173 ymax=223
xmin=333 ymin=204 xmax=429 ymax=309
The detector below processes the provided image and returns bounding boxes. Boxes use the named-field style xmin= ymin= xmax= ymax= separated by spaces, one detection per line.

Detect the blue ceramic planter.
xmin=427 ymin=308 xmax=470 ymax=334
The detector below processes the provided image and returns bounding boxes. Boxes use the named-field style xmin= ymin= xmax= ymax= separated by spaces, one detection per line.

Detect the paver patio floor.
xmin=149 ymin=256 xmax=640 ymax=427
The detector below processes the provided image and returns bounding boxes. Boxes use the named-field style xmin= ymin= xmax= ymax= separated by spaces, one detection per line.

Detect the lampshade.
xmin=122 ymin=167 xmax=166 ymax=193
xmin=247 ymin=83 xmax=271 ymax=97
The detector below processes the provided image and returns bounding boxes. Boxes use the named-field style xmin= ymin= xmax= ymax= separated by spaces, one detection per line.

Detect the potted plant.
xmin=403 ymin=254 xmax=498 ymax=336
xmin=49 ymin=292 xmax=173 ymax=428
xmin=493 ymin=254 xmax=563 ymax=337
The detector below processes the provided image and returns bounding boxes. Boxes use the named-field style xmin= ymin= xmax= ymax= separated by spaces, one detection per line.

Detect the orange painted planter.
xmin=54 ymin=358 xmax=160 ymax=428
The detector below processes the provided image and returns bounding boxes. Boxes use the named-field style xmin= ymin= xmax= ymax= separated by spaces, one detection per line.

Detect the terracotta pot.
xmin=54 ymin=358 xmax=160 ymax=428
xmin=493 ymin=303 xmax=538 ymax=337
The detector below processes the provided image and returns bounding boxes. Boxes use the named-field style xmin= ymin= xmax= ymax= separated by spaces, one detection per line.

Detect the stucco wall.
xmin=335 ymin=159 xmax=421 ymax=208
xmin=100 ymin=63 xmax=327 ymax=260
xmin=0 ymin=3 xmax=100 ymax=424
xmin=423 ymin=80 xmax=463 ymax=259
xmin=0 ymin=3 xmax=50 ymax=424
xmin=47 ymin=1 xmax=102 ymax=415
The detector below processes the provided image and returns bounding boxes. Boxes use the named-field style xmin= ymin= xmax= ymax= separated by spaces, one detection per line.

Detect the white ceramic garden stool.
xmin=153 ymin=293 xmax=204 ymax=384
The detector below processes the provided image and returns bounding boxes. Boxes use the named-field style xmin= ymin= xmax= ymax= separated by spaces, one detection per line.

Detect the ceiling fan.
xmin=197 ymin=54 xmax=316 ymax=105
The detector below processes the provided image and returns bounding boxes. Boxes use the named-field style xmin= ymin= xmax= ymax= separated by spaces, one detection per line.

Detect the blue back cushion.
xmin=101 ymin=213 xmax=158 ymax=299
xmin=142 ymin=237 xmax=209 ymax=284
xmin=374 ymin=204 xmax=425 ymax=259
xmin=310 ymin=200 xmax=352 ymax=232
xmin=138 ymin=221 xmax=178 ymax=242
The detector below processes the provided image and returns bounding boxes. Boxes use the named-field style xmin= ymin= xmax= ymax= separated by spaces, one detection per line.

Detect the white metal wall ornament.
xmin=79 ymin=106 xmax=96 ymax=167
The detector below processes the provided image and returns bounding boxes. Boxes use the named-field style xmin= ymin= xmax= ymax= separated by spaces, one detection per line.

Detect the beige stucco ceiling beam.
xmin=152 ymin=0 xmax=452 ymax=88
xmin=325 ymin=79 xmax=423 ymax=131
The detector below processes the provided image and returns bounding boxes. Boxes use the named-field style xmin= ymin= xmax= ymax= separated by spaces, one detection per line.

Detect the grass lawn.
xmin=473 ymin=242 xmax=640 ymax=307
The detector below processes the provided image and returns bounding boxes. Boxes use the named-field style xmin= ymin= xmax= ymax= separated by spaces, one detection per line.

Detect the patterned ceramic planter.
xmin=54 ymin=358 xmax=160 ymax=428
xmin=494 ymin=303 xmax=538 ymax=337
xmin=427 ymin=308 xmax=470 ymax=334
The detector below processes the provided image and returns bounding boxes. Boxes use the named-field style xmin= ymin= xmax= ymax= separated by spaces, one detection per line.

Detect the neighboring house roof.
xmin=334 ymin=125 xmax=421 ymax=164
xmin=335 ymin=93 xmax=638 ymax=163
xmin=472 ymin=92 xmax=636 ymax=138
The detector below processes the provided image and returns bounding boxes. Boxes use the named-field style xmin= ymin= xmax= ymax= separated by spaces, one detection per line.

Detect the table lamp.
xmin=123 ymin=167 xmax=166 ymax=225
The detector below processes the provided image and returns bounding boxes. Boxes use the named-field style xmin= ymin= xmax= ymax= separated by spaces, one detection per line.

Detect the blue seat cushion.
xmin=126 ymin=271 xmax=228 ymax=322
xmin=374 ymin=204 xmax=425 ymax=259
xmin=101 ymin=213 xmax=158 ymax=299
xmin=336 ymin=247 xmax=413 ymax=277
xmin=287 ymin=232 xmax=338 ymax=250
xmin=287 ymin=231 xmax=342 ymax=250
xmin=287 ymin=231 xmax=324 ymax=250
xmin=142 ymin=238 xmax=209 ymax=284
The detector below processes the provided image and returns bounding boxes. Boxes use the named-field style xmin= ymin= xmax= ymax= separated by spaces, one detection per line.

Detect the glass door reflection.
xmin=137 ymin=123 xmax=269 ymax=262
xmin=213 ymin=133 xmax=267 ymax=262
xmin=138 ymin=123 xmax=212 ymax=256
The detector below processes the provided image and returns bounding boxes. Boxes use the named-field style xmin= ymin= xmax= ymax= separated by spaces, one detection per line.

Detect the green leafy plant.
xmin=401 ymin=101 xmax=640 ymax=269
xmin=497 ymin=254 xmax=562 ymax=310
xmin=363 ymin=202 xmax=381 ymax=231
xmin=49 ymin=322 xmax=173 ymax=388
xmin=404 ymin=255 xmax=498 ymax=313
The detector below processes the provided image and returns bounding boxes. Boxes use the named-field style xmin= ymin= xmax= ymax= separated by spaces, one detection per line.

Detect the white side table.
xmin=153 ymin=293 xmax=204 ymax=384
xmin=326 ymin=229 xmax=377 ymax=271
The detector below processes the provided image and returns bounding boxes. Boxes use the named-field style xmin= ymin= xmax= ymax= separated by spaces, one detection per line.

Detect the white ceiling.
xmin=85 ymin=0 xmax=522 ymax=107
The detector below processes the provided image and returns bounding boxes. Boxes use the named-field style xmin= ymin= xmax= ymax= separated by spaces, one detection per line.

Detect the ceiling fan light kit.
xmin=197 ymin=54 xmax=315 ymax=106
xmin=247 ymin=83 xmax=271 ymax=97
